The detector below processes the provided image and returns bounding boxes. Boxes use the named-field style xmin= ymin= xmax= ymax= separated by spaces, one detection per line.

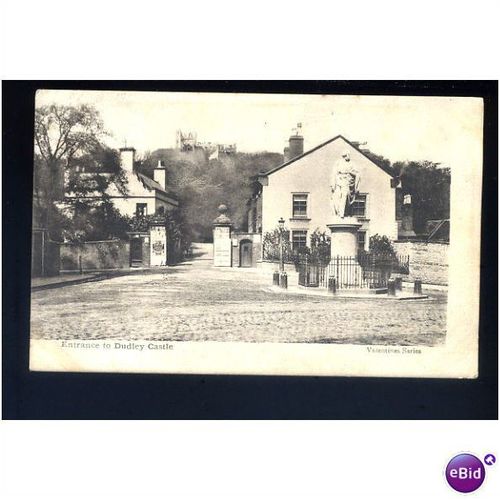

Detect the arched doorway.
xmin=239 ymin=239 xmax=253 ymax=267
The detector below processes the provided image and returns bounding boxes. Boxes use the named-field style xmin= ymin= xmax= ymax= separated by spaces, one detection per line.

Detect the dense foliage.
xmin=309 ymin=230 xmax=332 ymax=264
xmin=262 ymin=227 xmax=331 ymax=265
xmin=57 ymin=201 xmax=131 ymax=243
xmin=368 ymin=234 xmax=397 ymax=256
xmin=393 ymin=161 xmax=450 ymax=234
xmin=137 ymin=149 xmax=283 ymax=242
xmin=362 ymin=150 xmax=450 ymax=235
xmin=262 ymin=228 xmax=293 ymax=262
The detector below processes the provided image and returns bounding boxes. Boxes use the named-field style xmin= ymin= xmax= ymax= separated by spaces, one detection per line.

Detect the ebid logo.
xmin=445 ymin=453 xmax=495 ymax=493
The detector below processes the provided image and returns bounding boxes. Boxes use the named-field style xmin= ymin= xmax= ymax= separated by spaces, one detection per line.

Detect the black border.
xmin=2 ymin=81 xmax=497 ymax=419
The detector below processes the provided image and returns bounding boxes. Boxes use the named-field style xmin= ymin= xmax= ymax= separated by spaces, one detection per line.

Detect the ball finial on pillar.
xmin=213 ymin=204 xmax=232 ymax=225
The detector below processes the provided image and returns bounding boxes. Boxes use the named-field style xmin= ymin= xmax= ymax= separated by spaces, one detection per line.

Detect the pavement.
xmin=32 ymin=272 xmax=111 ymax=291
xmin=30 ymin=243 xmax=448 ymax=346
xmin=31 ymin=268 xmax=154 ymax=291
xmin=267 ymin=284 xmax=429 ymax=301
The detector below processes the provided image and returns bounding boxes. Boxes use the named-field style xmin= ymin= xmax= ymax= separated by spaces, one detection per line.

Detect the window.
xmin=292 ymin=194 xmax=308 ymax=217
xmin=292 ymin=230 xmax=308 ymax=251
xmin=357 ymin=231 xmax=366 ymax=252
xmin=136 ymin=203 xmax=147 ymax=217
xmin=347 ymin=194 xmax=367 ymax=217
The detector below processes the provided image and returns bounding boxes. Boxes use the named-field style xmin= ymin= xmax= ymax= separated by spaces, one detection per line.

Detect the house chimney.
xmin=154 ymin=160 xmax=167 ymax=190
xmin=283 ymin=145 xmax=290 ymax=163
xmin=288 ymin=123 xmax=304 ymax=160
xmin=119 ymin=147 xmax=136 ymax=172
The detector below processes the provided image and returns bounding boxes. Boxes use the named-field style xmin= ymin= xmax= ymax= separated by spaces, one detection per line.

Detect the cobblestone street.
xmin=31 ymin=246 xmax=447 ymax=346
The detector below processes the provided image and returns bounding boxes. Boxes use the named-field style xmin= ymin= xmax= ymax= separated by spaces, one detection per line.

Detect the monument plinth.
xmin=213 ymin=204 xmax=233 ymax=267
xmin=327 ymin=217 xmax=362 ymax=258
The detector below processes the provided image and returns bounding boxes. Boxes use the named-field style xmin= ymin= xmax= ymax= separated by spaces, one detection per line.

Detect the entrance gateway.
xmin=239 ymin=239 xmax=253 ymax=267
xmin=212 ymin=204 xmax=233 ymax=267
xmin=129 ymin=237 xmax=143 ymax=267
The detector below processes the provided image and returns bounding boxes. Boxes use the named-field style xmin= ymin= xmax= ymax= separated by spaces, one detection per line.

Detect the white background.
xmin=1 ymin=422 xmax=499 ymax=499
xmin=1 ymin=1 xmax=498 ymax=499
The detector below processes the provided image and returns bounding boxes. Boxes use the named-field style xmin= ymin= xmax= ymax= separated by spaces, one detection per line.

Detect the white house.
xmin=248 ymin=134 xmax=400 ymax=256
xmin=62 ymin=147 xmax=179 ymax=268
xmin=105 ymin=147 xmax=178 ymax=217
xmin=64 ymin=147 xmax=179 ymax=217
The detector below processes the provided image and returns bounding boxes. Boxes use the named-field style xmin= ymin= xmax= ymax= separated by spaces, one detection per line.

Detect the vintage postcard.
xmin=29 ymin=89 xmax=483 ymax=377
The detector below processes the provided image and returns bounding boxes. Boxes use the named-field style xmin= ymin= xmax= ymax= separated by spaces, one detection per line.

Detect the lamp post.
xmin=278 ymin=217 xmax=285 ymax=273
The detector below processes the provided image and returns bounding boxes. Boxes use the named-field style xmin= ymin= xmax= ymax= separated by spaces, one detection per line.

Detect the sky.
xmin=36 ymin=90 xmax=484 ymax=170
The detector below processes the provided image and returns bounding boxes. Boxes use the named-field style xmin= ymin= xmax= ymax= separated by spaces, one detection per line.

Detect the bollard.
xmin=328 ymin=277 xmax=337 ymax=294
xmin=414 ymin=279 xmax=422 ymax=295
xmin=273 ymin=271 xmax=280 ymax=286
xmin=387 ymin=278 xmax=396 ymax=296
xmin=395 ymin=277 xmax=402 ymax=291
xmin=79 ymin=255 xmax=83 ymax=275
xmin=280 ymin=272 xmax=288 ymax=289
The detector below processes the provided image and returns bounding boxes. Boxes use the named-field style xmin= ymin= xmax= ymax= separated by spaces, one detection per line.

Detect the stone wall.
xmin=60 ymin=240 xmax=130 ymax=271
xmin=393 ymin=241 xmax=448 ymax=285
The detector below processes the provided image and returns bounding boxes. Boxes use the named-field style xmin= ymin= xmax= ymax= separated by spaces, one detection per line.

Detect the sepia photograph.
xmin=1 ymin=1 xmax=498 ymax=496
xmin=28 ymin=89 xmax=483 ymax=377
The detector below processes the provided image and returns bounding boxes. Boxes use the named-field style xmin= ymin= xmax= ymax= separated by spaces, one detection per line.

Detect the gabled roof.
xmin=261 ymin=134 xmax=396 ymax=178
xmin=136 ymin=172 xmax=178 ymax=202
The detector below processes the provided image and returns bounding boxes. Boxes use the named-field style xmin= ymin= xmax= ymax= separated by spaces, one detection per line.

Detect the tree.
xmin=309 ymin=229 xmax=331 ymax=264
xmin=59 ymin=200 xmax=131 ymax=243
xmin=368 ymin=234 xmax=396 ymax=256
xmin=351 ymin=148 xmax=450 ymax=236
xmin=393 ymin=161 xmax=450 ymax=234
xmin=34 ymin=104 xmax=106 ymax=200
xmin=262 ymin=228 xmax=293 ymax=262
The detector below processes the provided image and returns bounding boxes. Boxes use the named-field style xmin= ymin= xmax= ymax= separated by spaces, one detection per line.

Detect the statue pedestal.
xmin=327 ymin=218 xmax=362 ymax=258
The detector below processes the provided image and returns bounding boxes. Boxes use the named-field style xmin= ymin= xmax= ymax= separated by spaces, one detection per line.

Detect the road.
xmin=31 ymin=244 xmax=447 ymax=345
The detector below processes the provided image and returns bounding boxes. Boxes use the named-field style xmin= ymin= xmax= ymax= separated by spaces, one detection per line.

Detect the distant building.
xmin=176 ymin=130 xmax=198 ymax=151
xmin=176 ymin=129 xmax=236 ymax=155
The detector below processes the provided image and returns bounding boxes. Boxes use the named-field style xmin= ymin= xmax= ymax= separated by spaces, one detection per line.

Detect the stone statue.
xmin=330 ymin=151 xmax=360 ymax=218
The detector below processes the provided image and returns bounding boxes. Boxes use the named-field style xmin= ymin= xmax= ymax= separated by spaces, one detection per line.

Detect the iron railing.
xmin=298 ymin=253 xmax=410 ymax=289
